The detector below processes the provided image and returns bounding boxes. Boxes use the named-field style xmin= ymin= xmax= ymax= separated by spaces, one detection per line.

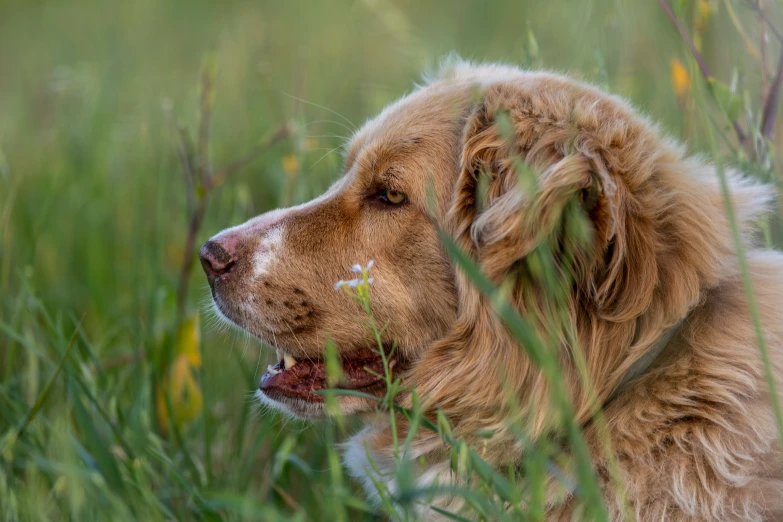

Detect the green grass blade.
xmin=694 ymin=76 xmax=783 ymax=460
xmin=11 ymin=315 xmax=83 ymax=442
xmin=440 ymin=232 xmax=609 ymax=521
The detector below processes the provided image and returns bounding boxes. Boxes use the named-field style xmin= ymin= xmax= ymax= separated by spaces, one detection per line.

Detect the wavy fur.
xmin=348 ymin=63 xmax=783 ymax=521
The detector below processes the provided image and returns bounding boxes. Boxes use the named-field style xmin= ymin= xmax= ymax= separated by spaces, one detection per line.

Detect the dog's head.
xmin=201 ymin=75 xmax=471 ymax=418
xmin=201 ymin=62 xmax=768 ymax=426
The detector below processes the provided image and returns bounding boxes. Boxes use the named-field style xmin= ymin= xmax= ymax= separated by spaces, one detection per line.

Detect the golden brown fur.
xmin=202 ymin=61 xmax=783 ymax=520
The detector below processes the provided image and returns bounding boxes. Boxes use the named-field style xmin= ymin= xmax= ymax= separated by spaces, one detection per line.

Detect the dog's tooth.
xmin=267 ymin=364 xmax=280 ymax=376
xmin=284 ymin=353 xmax=297 ymax=370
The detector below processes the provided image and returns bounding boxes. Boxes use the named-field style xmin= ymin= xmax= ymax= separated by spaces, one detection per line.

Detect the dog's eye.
xmin=378 ymin=189 xmax=407 ymax=205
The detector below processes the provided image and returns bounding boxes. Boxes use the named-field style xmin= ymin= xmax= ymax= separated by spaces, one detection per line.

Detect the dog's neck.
xmin=604 ymin=314 xmax=688 ymax=405
xmin=343 ymin=315 xmax=690 ymax=507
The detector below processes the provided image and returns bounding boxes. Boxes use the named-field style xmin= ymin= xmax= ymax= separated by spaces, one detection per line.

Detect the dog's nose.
xmin=199 ymin=238 xmax=236 ymax=283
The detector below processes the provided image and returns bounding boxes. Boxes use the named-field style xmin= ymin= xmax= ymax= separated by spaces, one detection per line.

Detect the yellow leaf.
xmin=670 ymin=58 xmax=690 ymax=97
xmin=156 ymin=313 xmax=203 ymax=434
xmin=175 ymin=313 xmax=201 ymax=366
xmin=698 ymin=0 xmax=710 ymax=20
xmin=282 ymin=154 xmax=299 ymax=176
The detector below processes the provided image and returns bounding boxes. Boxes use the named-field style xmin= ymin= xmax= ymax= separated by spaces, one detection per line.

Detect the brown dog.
xmin=200 ymin=61 xmax=783 ymax=520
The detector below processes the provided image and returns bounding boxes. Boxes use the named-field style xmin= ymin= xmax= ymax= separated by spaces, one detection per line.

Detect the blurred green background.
xmin=0 ymin=0 xmax=778 ymax=520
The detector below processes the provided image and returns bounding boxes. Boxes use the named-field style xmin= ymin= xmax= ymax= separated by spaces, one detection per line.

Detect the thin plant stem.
xmin=696 ymin=78 xmax=783 ymax=462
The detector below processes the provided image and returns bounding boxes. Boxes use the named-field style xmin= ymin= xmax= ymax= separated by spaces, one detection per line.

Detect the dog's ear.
xmin=450 ymin=90 xmax=612 ymax=282
xmin=448 ymin=87 xmax=656 ymax=319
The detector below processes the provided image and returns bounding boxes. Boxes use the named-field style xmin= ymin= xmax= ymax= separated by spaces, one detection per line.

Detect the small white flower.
xmin=350 ymin=260 xmax=375 ymax=273
xmin=335 ymin=261 xmax=375 ymax=291
xmin=335 ymin=277 xmax=375 ymax=290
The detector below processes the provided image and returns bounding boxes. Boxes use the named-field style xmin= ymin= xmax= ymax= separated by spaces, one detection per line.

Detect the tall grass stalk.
xmin=692 ymin=66 xmax=783 ymax=457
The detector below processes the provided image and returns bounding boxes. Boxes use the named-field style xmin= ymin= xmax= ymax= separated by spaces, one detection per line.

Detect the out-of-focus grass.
xmin=1 ymin=0 xmax=782 ymax=520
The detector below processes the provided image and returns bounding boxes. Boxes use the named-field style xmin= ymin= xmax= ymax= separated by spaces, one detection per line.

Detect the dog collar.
xmin=606 ymin=316 xmax=687 ymax=404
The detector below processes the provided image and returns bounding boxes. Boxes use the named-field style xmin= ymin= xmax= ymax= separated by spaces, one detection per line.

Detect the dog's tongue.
xmin=259 ymin=354 xmax=390 ymax=401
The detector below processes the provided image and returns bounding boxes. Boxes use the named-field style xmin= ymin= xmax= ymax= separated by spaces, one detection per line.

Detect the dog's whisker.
xmin=282 ymin=92 xmax=358 ymax=131
xmin=253 ymin=341 xmax=264 ymax=379
xmin=309 ymin=145 xmax=348 ymax=168
xmin=304 ymin=134 xmax=351 ymax=141
xmin=292 ymin=119 xmax=357 ymax=138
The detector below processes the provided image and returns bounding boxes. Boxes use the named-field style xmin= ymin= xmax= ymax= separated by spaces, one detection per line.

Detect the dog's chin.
xmin=255 ymin=388 xmax=381 ymax=419
xmin=254 ymin=388 xmax=326 ymax=419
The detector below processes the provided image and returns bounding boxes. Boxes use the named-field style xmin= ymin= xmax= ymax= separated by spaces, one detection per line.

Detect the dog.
xmin=200 ymin=60 xmax=783 ymax=520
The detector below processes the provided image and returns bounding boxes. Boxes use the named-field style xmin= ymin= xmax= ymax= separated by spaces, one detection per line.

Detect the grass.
xmin=2 ymin=0 xmax=783 ymax=520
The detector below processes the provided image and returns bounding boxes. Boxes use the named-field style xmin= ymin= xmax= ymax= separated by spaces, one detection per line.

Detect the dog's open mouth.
xmin=259 ymin=348 xmax=397 ymax=402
